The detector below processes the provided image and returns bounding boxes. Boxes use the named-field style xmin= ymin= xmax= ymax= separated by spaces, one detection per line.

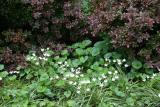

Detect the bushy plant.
xmin=22 ymin=0 xmax=89 ymax=42
xmin=88 ymin=0 xmax=160 ymax=47
xmin=0 ymin=40 xmax=160 ymax=107
xmin=86 ymin=0 xmax=160 ymax=69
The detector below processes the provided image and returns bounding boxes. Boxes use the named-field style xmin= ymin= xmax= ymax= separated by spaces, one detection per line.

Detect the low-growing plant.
xmin=0 ymin=40 xmax=160 ymax=107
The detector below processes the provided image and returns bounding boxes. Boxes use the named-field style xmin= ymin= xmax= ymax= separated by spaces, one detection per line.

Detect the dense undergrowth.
xmin=0 ymin=0 xmax=160 ymax=107
xmin=0 ymin=40 xmax=160 ymax=107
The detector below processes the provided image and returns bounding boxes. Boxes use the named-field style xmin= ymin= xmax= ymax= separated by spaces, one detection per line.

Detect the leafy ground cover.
xmin=0 ymin=40 xmax=160 ymax=107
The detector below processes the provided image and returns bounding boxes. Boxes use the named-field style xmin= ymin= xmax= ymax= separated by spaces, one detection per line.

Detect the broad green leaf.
xmin=75 ymin=48 xmax=85 ymax=56
xmin=61 ymin=49 xmax=68 ymax=56
xmin=81 ymin=40 xmax=92 ymax=48
xmin=126 ymin=97 xmax=135 ymax=106
xmin=80 ymin=56 xmax=88 ymax=63
xmin=40 ymin=73 xmax=49 ymax=81
xmin=0 ymin=71 xmax=8 ymax=78
xmin=91 ymin=47 xmax=100 ymax=56
xmin=132 ymin=60 xmax=142 ymax=70
xmin=0 ymin=64 xmax=4 ymax=70
xmin=104 ymin=53 xmax=112 ymax=59
xmin=94 ymin=41 xmax=106 ymax=50
xmin=37 ymin=86 xmax=47 ymax=93
xmin=72 ymin=59 xmax=81 ymax=67
xmin=55 ymin=80 xmax=65 ymax=87
xmin=64 ymin=91 xmax=71 ymax=98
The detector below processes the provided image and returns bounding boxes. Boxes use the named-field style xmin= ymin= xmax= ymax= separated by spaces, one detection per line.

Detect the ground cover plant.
xmin=0 ymin=40 xmax=160 ymax=107
xmin=0 ymin=0 xmax=160 ymax=107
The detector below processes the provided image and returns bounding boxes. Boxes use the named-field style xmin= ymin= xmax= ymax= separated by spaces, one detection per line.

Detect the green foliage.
xmin=82 ymin=0 xmax=92 ymax=16
xmin=132 ymin=60 xmax=143 ymax=70
xmin=0 ymin=40 xmax=160 ymax=106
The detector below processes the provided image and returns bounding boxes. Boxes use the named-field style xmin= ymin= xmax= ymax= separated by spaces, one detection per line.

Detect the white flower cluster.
xmin=142 ymin=73 xmax=159 ymax=82
xmin=9 ymin=71 xmax=20 ymax=74
xmin=104 ymin=57 xmax=129 ymax=68
xmin=0 ymin=77 xmax=2 ymax=81
xmin=49 ymin=66 xmax=121 ymax=94
xmin=26 ymin=48 xmax=52 ymax=65
xmin=26 ymin=52 xmax=38 ymax=61
xmin=57 ymin=61 xmax=70 ymax=74
xmin=41 ymin=48 xmax=51 ymax=57
xmin=113 ymin=58 xmax=129 ymax=67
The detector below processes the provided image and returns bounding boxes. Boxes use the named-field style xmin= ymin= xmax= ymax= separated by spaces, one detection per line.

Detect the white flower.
xmin=43 ymin=57 xmax=48 ymax=61
xmin=86 ymin=88 xmax=90 ymax=92
xmin=77 ymin=90 xmax=80 ymax=94
xmin=114 ymin=76 xmax=119 ymax=79
xmin=64 ymin=61 xmax=68 ymax=65
xmin=104 ymin=79 xmax=108 ymax=83
xmin=158 ymin=93 xmax=160 ymax=97
xmin=105 ymin=58 xmax=109 ymax=61
xmin=73 ymin=82 xmax=77 ymax=85
xmin=63 ymin=78 xmax=67 ymax=80
xmin=41 ymin=49 xmax=45 ymax=52
xmin=79 ymin=80 xmax=90 ymax=84
xmin=100 ymin=83 xmax=104 ymax=87
xmin=0 ymin=77 xmax=2 ymax=81
xmin=122 ymin=59 xmax=126 ymax=62
xmin=35 ymin=62 xmax=39 ymax=65
xmin=142 ymin=79 xmax=146 ymax=82
xmin=124 ymin=64 xmax=129 ymax=68
xmin=75 ymin=75 xmax=79 ymax=78
xmin=153 ymin=74 xmax=157 ymax=77
xmin=71 ymin=68 xmax=75 ymax=72
xmin=92 ymin=78 xmax=96 ymax=82
xmin=70 ymin=73 xmax=75 ymax=77
xmin=113 ymin=60 xmax=116 ymax=63
xmin=102 ymin=74 xmax=106 ymax=79
xmin=75 ymin=71 xmax=80 ymax=75
xmin=118 ymin=62 xmax=122 ymax=65
xmin=114 ymin=70 xmax=118 ymax=74
xmin=104 ymin=64 xmax=108 ymax=67
xmin=55 ymin=75 xmax=59 ymax=79
xmin=69 ymin=81 xmax=73 ymax=85
xmin=26 ymin=56 xmax=31 ymax=61
xmin=146 ymin=75 xmax=150 ymax=79
xmin=77 ymin=86 xmax=81 ymax=89
xmin=98 ymin=77 xmax=102 ymax=80
xmin=58 ymin=62 xmax=62 ymax=65
xmin=117 ymin=59 xmax=121 ymax=62
xmin=44 ymin=53 xmax=50 ymax=57
xmin=108 ymin=71 xmax=112 ymax=75
xmin=80 ymin=74 xmax=84 ymax=77
xmin=112 ymin=78 xmax=116 ymax=81
xmin=32 ymin=53 xmax=36 ymax=56
xmin=39 ymin=57 xmax=43 ymax=60
xmin=77 ymin=67 xmax=81 ymax=70
xmin=47 ymin=48 xmax=49 ymax=50
xmin=50 ymin=77 xmax=53 ymax=81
